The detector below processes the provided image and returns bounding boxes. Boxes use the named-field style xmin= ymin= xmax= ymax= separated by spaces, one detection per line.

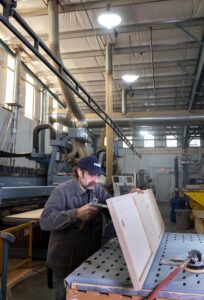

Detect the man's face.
xmin=77 ymin=168 xmax=99 ymax=190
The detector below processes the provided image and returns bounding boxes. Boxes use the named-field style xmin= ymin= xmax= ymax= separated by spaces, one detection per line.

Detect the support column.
xmin=105 ymin=43 xmax=114 ymax=183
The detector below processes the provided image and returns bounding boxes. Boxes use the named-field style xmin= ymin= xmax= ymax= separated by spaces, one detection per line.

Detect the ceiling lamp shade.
xmin=97 ymin=12 xmax=121 ymax=29
xmin=122 ymin=74 xmax=139 ymax=83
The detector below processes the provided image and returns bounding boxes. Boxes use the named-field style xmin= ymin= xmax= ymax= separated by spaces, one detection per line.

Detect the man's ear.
xmin=77 ymin=168 xmax=83 ymax=178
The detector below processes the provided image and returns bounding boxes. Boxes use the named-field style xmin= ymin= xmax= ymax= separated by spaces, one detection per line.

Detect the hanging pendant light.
xmin=122 ymin=74 xmax=139 ymax=83
xmin=122 ymin=35 xmax=140 ymax=83
xmin=97 ymin=11 xmax=121 ymax=29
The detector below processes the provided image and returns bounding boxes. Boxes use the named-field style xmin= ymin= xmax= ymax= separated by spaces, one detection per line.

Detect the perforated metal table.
xmin=65 ymin=232 xmax=204 ymax=299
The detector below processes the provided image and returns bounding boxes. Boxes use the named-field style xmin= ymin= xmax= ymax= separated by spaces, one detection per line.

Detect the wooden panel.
xmin=106 ymin=189 xmax=165 ymax=290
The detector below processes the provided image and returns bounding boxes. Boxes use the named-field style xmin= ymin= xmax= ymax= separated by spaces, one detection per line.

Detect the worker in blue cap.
xmin=40 ymin=155 xmax=141 ymax=300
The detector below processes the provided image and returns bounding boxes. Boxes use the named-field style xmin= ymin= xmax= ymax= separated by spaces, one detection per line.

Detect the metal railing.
xmin=0 ymin=222 xmax=33 ymax=271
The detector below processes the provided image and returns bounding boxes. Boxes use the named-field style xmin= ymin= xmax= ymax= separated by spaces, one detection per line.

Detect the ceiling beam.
xmin=36 ymin=58 xmax=196 ymax=77
xmin=48 ymin=73 xmax=194 ymax=88
xmin=55 ymin=85 xmax=191 ymax=99
xmin=24 ymin=41 xmax=198 ymax=62
xmin=82 ymin=92 xmax=189 ymax=99
xmin=17 ymin=0 xmax=172 ymax=17
xmin=8 ymin=17 xmax=204 ymax=43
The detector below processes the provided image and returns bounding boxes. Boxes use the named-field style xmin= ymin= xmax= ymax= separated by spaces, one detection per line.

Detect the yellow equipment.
xmin=184 ymin=190 xmax=204 ymax=210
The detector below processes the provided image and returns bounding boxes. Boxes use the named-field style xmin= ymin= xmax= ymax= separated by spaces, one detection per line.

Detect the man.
xmin=40 ymin=155 xmax=111 ymax=300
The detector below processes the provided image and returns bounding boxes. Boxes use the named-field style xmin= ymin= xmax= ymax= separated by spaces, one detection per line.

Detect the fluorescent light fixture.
xmin=122 ymin=74 xmax=139 ymax=83
xmin=97 ymin=12 xmax=121 ymax=29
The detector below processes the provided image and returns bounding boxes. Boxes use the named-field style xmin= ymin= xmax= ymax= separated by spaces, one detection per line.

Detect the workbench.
xmin=3 ymin=209 xmax=43 ymax=225
xmin=65 ymin=232 xmax=204 ymax=300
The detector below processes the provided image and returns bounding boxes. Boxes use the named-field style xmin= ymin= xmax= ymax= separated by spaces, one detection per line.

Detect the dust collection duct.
xmin=86 ymin=111 xmax=204 ymax=127
xmin=49 ymin=112 xmax=73 ymax=128
xmin=48 ymin=0 xmax=86 ymax=127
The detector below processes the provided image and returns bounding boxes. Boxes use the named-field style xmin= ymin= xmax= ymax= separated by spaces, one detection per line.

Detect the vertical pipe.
xmin=149 ymin=26 xmax=157 ymax=106
xmin=40 ymin=88 xmax=47 ymax=153
xmin=11 ymin=49 xmax=21 ymax=165
xmin=121 ymin=89 xmax=127 ymax=114
xmin=47 ymin=0 xmax=86 ymax=124
xmin=174 ymin=157 xmax=179 ymax=197
xmin=105 ymin=43 xmax=114 ymax=183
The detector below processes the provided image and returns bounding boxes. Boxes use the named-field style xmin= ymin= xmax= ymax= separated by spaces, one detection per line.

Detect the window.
xmin=25 ymin=73 xmax=34 ymax=119
xmin=166 ymin=135 xmax=177 ymax=147
xmin=144 ymin=135 xmax=154 ymax=148
xmin=5 ymin=55 xmax=15 ymax=103
xmin=123 ymin=136 xmax=132 ymax=148
xmin=189 ymin=138 xmax=200 ymax=147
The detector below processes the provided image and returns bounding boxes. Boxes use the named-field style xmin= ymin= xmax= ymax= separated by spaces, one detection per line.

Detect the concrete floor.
xmin=7 ymin=269 xmax=54 ymax=300
xmin=6 ymin=201 xmax=195 ymax=300
xmin=159 ymin=201 xmax=195 ymax=233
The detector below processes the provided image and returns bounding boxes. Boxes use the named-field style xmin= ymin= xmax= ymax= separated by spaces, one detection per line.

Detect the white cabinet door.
xmin=106 ymin=189 xmax=165 ymax=290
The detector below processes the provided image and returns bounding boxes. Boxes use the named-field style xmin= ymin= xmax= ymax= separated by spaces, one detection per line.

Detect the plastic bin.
xmin=175 ymin=209 xmax=192 ymax=229
xmin=170 ymin=197 xmax=187 ymax=223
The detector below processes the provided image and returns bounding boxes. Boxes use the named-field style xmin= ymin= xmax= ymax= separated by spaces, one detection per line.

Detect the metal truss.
xmin=0 ymin=0 xmax=141 ymax=158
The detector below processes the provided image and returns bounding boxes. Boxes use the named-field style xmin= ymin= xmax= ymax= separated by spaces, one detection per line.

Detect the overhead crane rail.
xmin=0 ymin=0 xmax=141 ymax=158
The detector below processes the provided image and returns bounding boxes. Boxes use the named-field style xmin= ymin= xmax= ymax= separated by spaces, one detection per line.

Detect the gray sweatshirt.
xmin=40 ymin=178 xmax=110 ymax=275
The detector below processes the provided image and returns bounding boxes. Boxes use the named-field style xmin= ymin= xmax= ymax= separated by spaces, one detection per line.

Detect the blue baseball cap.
xmin=78 ymin=156 xmax=104 ymax=176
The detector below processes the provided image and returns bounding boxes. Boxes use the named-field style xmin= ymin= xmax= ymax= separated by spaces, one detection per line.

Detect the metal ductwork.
xmin=49 ymin=112 xmax=73 ymax=128
xmin=65 ymin=139 xmax=88 ymax=161
xmin=48 ymin=0 xmax=86 ymax=126
xmin=86 ymin=111 xmax=204 ymax=127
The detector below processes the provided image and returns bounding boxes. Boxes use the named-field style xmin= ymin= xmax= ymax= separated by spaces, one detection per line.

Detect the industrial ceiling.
xmin=0 ymin=0 xmax=204 ymax=148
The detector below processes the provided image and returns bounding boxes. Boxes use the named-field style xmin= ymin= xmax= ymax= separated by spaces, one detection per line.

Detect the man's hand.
xmin=76 ymin=204 xmax=99 ymax=221
xmin=129 ymin=188 xmax=144 ymax=194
